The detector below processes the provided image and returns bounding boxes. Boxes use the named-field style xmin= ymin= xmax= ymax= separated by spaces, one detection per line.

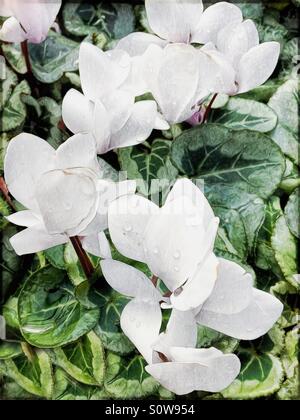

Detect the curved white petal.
xmin=154 ymin=44 xmax=200 ymax=123
xmin=56 ymin=133 xmax=98 ymax=173
xmin=192 ymin=2 xmax=243 ymax=44
xmin=62 ymin=89 xmax=93 ymax=135
xmin=197 ymin=289 xmax=283 ymax=340
xmin=101 ymin=259 xmax=161 ymax=302
xmin=153 ymin=310 xmax=197 ymax=359
xmin=237 ymin=42 xmax=280 ymax=94
xmin=79 ymin=42 xmax=130 ymax=101
xmin=202 ymin=258 xmax=254 ymax=314
xmin=102 ymin=90 xmax=134 ymax=134
xmin=9 ymin=224 xmax=67 ymax=256
xmin=146 ymin=352 xmax=240 ymax=394
xmin=81 ymin=232 xmax=111 ymax=259
xmin=4 ymin=133 xmax=55 ymax=212
xmin=144 ymin=196 xmax=208 ymax=291
xmin=109 ymin=101 xmax=159 ymax=150
xmin=108 ymin=194 xmax=159 ymax=262
xmin=35 ymin=168 xmax=98 ymax=236
xmin=116 ymin=32 xmax=167 ymax=57
xmin=6 ymin=210 xmax=40 ymax=227
xmin=9 ymin=0 xmax=61 ymax=43
xmin=165 ymin=178 xmax=215 ymax=227
xmin=170 ymin=346 xmax=222 ymax=363
xmin=145 ymin=0 xmax=203 ymax=43
xmin=92 ymin=100 xmax=111 ymax=155
xmin=217 ymin=20 xmax=259 ymax=68
xmin=121 ymin=298 xmax=162 ymax=364
xmin=0 ymin=16 xmax=27 ymax=43
xmin=170 ymin=253 xmax=219 ymax=311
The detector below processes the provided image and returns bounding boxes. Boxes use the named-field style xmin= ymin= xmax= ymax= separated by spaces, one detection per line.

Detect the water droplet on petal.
xmin=153 ymin=248 xmax=159 ymax=255
xmin=174 ymin=266 xmax=179 ymax=272
xmin=173 ymin=287 xmax=183 ymax=296
xmin=124 ymin=225 xmax=132 ymax=232
xmin=173 ymin=251 xmax=181 ymax=260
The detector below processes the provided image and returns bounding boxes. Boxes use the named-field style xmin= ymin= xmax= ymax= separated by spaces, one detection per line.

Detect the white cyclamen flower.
xmin=4 ymin=132 xmax=135 ymax=255
xmin=140 ymin=43 xmax=236 ymax=123
xmin=0 ymin=0 xmax=61 ymax=44
xmin=62 ymin=42 xmax=168 ymax=155
xmin=215 ymin=20 xmax=280 ymax=94
xmin=116 ymin=0 xmax=243 ymax=54
xmin=107 ymin=178 xmax=220 ymax=311
xmin=99 ymin=261 xmax=241 ymax=395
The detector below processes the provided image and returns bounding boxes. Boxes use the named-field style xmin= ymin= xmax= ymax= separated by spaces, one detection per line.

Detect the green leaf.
xmin=104 ymin=353 xmax=159 ymax=399
xmin=1 ymin=225 xmax=22 ymax=303
xmin=63 ymin=2 xmax=135 ymax=40
xmin=64 ymin=242 xmax=87 ymax=286
xmin=52 ymin=331 xmax=105 ymax=386
xmin=171 ymin=124 xmax=285 ymax=199
xmin=271 ymin=215 xmax=298 ymax=287
xmin=222 ymin=351 xmax=283 ymax=399
xmin=29 ymin=31 xmax=80 ymax=84
xmin=277 ymin=373 xmax=299 ymax=400
xmin=239 ymin=80 xmax=283 ymax=103
xmin=255 ymin=196 xmax=283 ymax=274
xmin=214 ymin=207 xmax=248 ymax=261
xmin=94 ymin=285 xmax=135 ymax=355
xmin=2 ymin=43 xmax=26 ymax=74
xmin=52 ymin=368 xmax=109 ymax=400
xmin=3 ymin=297 xmax=19 ymax=330
xmin=118 ymin=139 xmax=178 ymax=202
xmin=268 ymin=78 xmax=299 ymax=164
xmin=18 ymin=266 xmax=100 ymax=348
xmin=3 ymin=345 xmax=53 ymax=399
xmin=1 ymin=80 xmax=31 ymax=132
xmin=279 ymin=158 xmax=300 ymax=193
xmin=0 ymin=341 xmax=22 ymax=360
xmin=284 ymin=188 xmax=299 ymax=238
xmin=207 ymin=184 xmax=266 ymax=253
xmin=197 ymin=326 xmax=239 ymax=354
xmin=0 ymin=67 xmax=18 ymax=112
xmin=212 ymin=98 xmax=277 ymax=132
xmin=44 ymin=245 xmax=66 ymax=270
xmin=281 ymin=328 xmax=299 ymax=379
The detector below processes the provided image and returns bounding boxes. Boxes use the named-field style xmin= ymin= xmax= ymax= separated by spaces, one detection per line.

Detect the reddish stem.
xmin=0 ymin=177 xmax=16 ymax=211
xmin=203 ymin=93 xmax=218 ymax=123
xmin=21 ymin=40 xmax=32 ymax=74
xmin=151 ymin=275 xmax=158 ymax=287
xmin=70 ymin=236 xmax=94 ymax=279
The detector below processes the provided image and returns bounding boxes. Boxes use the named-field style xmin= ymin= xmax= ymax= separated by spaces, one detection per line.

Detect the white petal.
xmin=146 ymin=352 xmax=240 ymax=394
xmin=165 ymin=178 xmax=215 ymax=227
xmin=198 ymin=47 xmax=237 ymax=95
xmin=62 ymin=89 xmax=93 ymax=135
xmin=101 ymin=259 xmax=162 ymax=302
xmin=6 ymin=210 xmax=40 ymax=227
xmin=92 ymin=100 xmax=111 ymax=155
xmin=145 ymin=0 xmax=203 ymax=43
xmin=192 ymin=2 xmax=243 ymax=44
xmin=154 ymin=44 xmax=200 ymax=123
xmin=79 ymin=42 xmax=130 ymax=101
xmin=102 ymin=89 xmax=134 ymax=134
xmin=217 ymin=20 xmax=259 ymax=69
xmin=237 ymin=42 xmax=280 ymax=94
xmin=121 ymin=298 xmax=162 ymax=364
xmin=9 ymin=224 xmax=67 ymax=256
xmin=109 ymin=101 xmax=159 ymax=150
xmin=0 ymin=1 xmax=12 ymax=16
xmin=108 ymin=194 xmax=159 ymax=262
xmin=197 ymin=289 xmax=283 ymax=340
xmin=81 ymin=232 xmax=111 ymax=259
xmin=116 ymin=32 xmax=167 ymax=57
xmin=4 ymin=133 xmax=55 ymax=212
xmin=144 ymin=196 xmax=208 ymax=291
xmin=56 ymin=133 xmax=98 ymax=173
xmin=170 ymin=346 xmax=222 ymax=363
xmin=154 ymin=113 xmax=170 ymax=130
xmin=170 ymin=253 xmax=219 ymax=311
xmin=81 ymin=180 xmax=137 ymax=237
xmin=153 ymin=310 xmax=197 ymax=359
xmin=35 ymin=168 xmax=98 ymax=236
xmin=9 ymin=0 xmax=61 ymax=43
xmin=0 ymin=16 xmax=27 ymax=43
xmin=203 ymin=258 xmax=254 ymax=315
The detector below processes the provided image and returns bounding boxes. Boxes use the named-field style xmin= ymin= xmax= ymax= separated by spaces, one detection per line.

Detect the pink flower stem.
xmin=70 ymin=236 xmax=94 ymax=279
xmin=203 ymin=93 xmax=218 ymax=123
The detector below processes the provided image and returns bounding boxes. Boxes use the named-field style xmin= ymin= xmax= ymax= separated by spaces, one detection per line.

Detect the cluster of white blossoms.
xmin=2 ymin=0 xmax=283 ymax=395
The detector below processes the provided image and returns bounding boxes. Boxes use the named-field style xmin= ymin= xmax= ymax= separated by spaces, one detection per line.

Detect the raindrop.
xmin=136 ymin=321 xmax=141 ymax=328
xmin=64 ymin=201 xmax=72 ymax=211
xmin=174 ymin=266 xmax=179 ymax=272
xmin=173 ymin=287 xmax=183 ymax=296
xmin=124 ymin=225 xmax=132 ymax=232
xmin=153 ymin=248 xmax=159 ymax=255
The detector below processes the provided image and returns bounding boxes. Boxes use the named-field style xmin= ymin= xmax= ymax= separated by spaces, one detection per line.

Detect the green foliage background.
xmin=0 ymin=0 xmax=299 ymax=400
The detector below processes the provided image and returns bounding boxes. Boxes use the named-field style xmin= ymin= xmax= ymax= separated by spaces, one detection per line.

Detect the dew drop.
xmin=173 ymin=251 xmax=181 ymax=260
xmin=64 ymin=201 xmax=72 ymax=211
xmin=174 ymin=266 xmax=179 ymax=272
xmin=174 ymin=287 xmax=183 ymax=296
xmin=136 ymin=321 xmax=141 ymax=328
xmin=124 ymin=225 xmax=132 ymax=232
xmin=153 ymin=248 xmax=159 ymax=255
